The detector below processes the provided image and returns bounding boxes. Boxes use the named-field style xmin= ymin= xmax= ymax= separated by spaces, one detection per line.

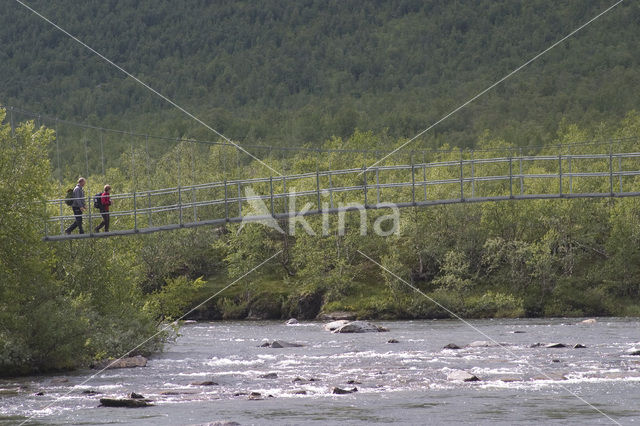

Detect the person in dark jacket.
xmin=65 ymin=177 xmax=86 ymax=234
xmin=95 ymin=184 xmax=112 ymax=232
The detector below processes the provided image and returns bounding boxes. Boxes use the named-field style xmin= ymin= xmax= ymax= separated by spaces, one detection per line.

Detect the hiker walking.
xmin=65 ymin=177 xmax=86 ymax=234
xmin=95 ymin=184 xmax=112 ymax=232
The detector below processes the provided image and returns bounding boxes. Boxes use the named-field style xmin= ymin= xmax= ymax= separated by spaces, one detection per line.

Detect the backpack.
xmin=65 ymin=188 xmax=74 ymax=206
xmin=94 ymin=193 xmax=103 ymax=210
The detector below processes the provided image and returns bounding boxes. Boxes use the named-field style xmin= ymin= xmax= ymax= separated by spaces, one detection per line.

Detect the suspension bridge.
xmin=44 ymin=150 xmax=640 ymax=241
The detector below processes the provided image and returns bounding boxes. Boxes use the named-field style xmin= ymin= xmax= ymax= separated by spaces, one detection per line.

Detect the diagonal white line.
xmin=361 ymin=0 xmax=625 ymax=175
xmin=357 ymin=249 xmax=621 ymax=425
xmin=19 ymin=250 xmax=283 ymax=426
xmin=13 ymin=0 xmax=283 ymax=177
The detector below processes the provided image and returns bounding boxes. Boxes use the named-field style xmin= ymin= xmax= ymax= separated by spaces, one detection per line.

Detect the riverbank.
xmin=184 ymin=275 xmax=640 ymax=322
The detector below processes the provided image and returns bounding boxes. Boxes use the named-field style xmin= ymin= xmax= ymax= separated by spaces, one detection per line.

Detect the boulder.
xmin=443 ymin=343 xmax=462 ymax=350
xmin=447 ymin=370 xmax=480 ymax=382
xmin=626 ymin=348 xmax=640 ymax=356
xmin=259 ymin=373 xmax=278 ymax=379
xmin=573 ymin=344 xmax=587 ymax=349
xmin=82 ymin=390 xmax=100 ymax=395
xmin=332 ymin=387 xmax=358 ymax=394
xmin=387 ymin=339 xmax=399 ymax=344
xmin=346 ymin=379 xmax=361 ymax=384
xmin=270 ymin=340 xmax=304 ymax=348
xmin=323 ymin=320 xmax=350 ymax=331
xmin=332 ymin=321 xmax=388 ymax=333
xmin=95 ymin=356 xmax=147 ymax=370
xmin=99 ymin=398 xmax=153 ymax=408
xmin=544 ymin=343 xmax=567 ymax=348
xmin=286 ymin=318 xmax=299 ymax=325
xmin=191 ymin=381 xmax=219 ymax=386
xmin=248 ymin=391 xmax=263 ymax=400
xmin=128 ymin=392 xmax=144 ymax=399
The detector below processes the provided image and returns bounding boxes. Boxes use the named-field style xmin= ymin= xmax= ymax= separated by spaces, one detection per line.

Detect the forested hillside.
xmin=1 ymin=0 xmax=639 ymax=148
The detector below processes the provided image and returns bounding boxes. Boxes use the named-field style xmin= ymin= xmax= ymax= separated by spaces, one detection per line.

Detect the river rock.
xmin=443 ymin=343 xmax=462 ymax=350
xmin=447 ymin=370 xmax=480 ymax=382
xmin=544 ymin=343 xmax=567 ymax=348
xmin=573 ymin=344 xmax=587 ymax=349
xmin=626 ymin=348 xmax=640 ymax=356
xmin=99 ymin=398 xmax=153 ymax=408
xmin=248 ymin=391 xmax=263 ymax=400
xmin=129 ymin=392 xmax=144 ymax=399
xmin=332 ymin=387 xmax=358 ymax=394
xmin=95 ymin=356 xmax=147 ymax=370
xmin=82 ymin=390 xmax=100 ymax=395
xmin=317 ymin=311 xmax=357 ymax=321
xmin=271 ymin=340 xmax=304 ymax=348
xmin=191 ymin=381 xmax=219 ymax=386
xmin=35 ymin=391 xmax=45 ymax=396
xmin=286 ymin=318 xmax=299 ymax=325
xmin=387 ymin=339 xmax=399 ymax=344
xmin=332 ymin=321 xmax=388 ymax=333
xmin=578 ymin=318 xmax=597 ymax=325
xmin=323 ymin=320 xmax=350 ymax=331
xmin=259 ymin=373 xmax=278 ymax=379
xmin=346 ymin=379 xmax=361 ymax=384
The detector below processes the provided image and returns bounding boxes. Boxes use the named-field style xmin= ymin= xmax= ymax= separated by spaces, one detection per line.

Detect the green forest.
xmin=1 ymin=1 xmax=640 ymax=376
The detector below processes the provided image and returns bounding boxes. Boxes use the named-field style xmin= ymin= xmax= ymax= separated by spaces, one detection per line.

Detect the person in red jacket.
xmin=95 ymin=184 xmax=112 ymax=232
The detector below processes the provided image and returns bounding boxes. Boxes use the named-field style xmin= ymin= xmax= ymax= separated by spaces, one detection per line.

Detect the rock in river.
xmin=447 ymin=370 xmax=480 ymax=382
xmin=99 ymin=398 xmax=153 ymax=408
xmin=331 ymin=321 xmax=388 ymax=333
xmin=332 ymin=387 xmax=358 ymax=394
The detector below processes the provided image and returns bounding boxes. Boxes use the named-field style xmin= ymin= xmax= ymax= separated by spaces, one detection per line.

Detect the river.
xmin=1 ymin=318 xmax=639 ymax=425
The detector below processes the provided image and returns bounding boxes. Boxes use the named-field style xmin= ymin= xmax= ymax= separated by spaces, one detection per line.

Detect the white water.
xmin=1 ymin=318 xmax=639 ymax=425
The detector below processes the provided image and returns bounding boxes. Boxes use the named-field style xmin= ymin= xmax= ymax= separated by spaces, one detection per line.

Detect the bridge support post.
xmin=363 ymin=166 xmax=368 ymax=207
xmin=519 ymin=148 xmax=524 ymax=195
xmin=270 ymin=176 xmax=275 ymax=216
xmin=558 ymin=154 xmax=563 ymax=196
xmin=59 ymin=199 xmax=64 ymax=235
xmin=459 ymin=149 xmax=464 ymax=201
xmin=224 ymin=179 xmax=229 ymax=221
xmin=376 ymin=168 xmax=380 ymax=205
xmin=618 ymin=154 xmax=623 ymax=193
xmin=411 ymin=158 xmax=416 ymax=206
xmin=237 ymin=182 xmax=242 ymax=218
xmin=147 ymin=191 xmax=152 ymax=227
xmin=471 ymin=151 xmax=475 ymax=198
xmin=609 ymin=151 xmax=614 ymax=195
xmin=423 ymin=163 xmax=427 ymax=201
xmin=282 ymin=176 xmax=288 ymax=213
xmin=178 ymin=186 xmax=183 ymax=227
xmin=88 ymin=193 xmax=93 ymax=234
xmin=509 ymin=156 xmax=513 ymax=198
xmin=133 ymin=191 xmax=138 ymax=231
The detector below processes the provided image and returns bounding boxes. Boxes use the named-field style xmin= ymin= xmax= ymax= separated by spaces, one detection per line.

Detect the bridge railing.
xmin=43 ymin=151 xmax=640 ymax=240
